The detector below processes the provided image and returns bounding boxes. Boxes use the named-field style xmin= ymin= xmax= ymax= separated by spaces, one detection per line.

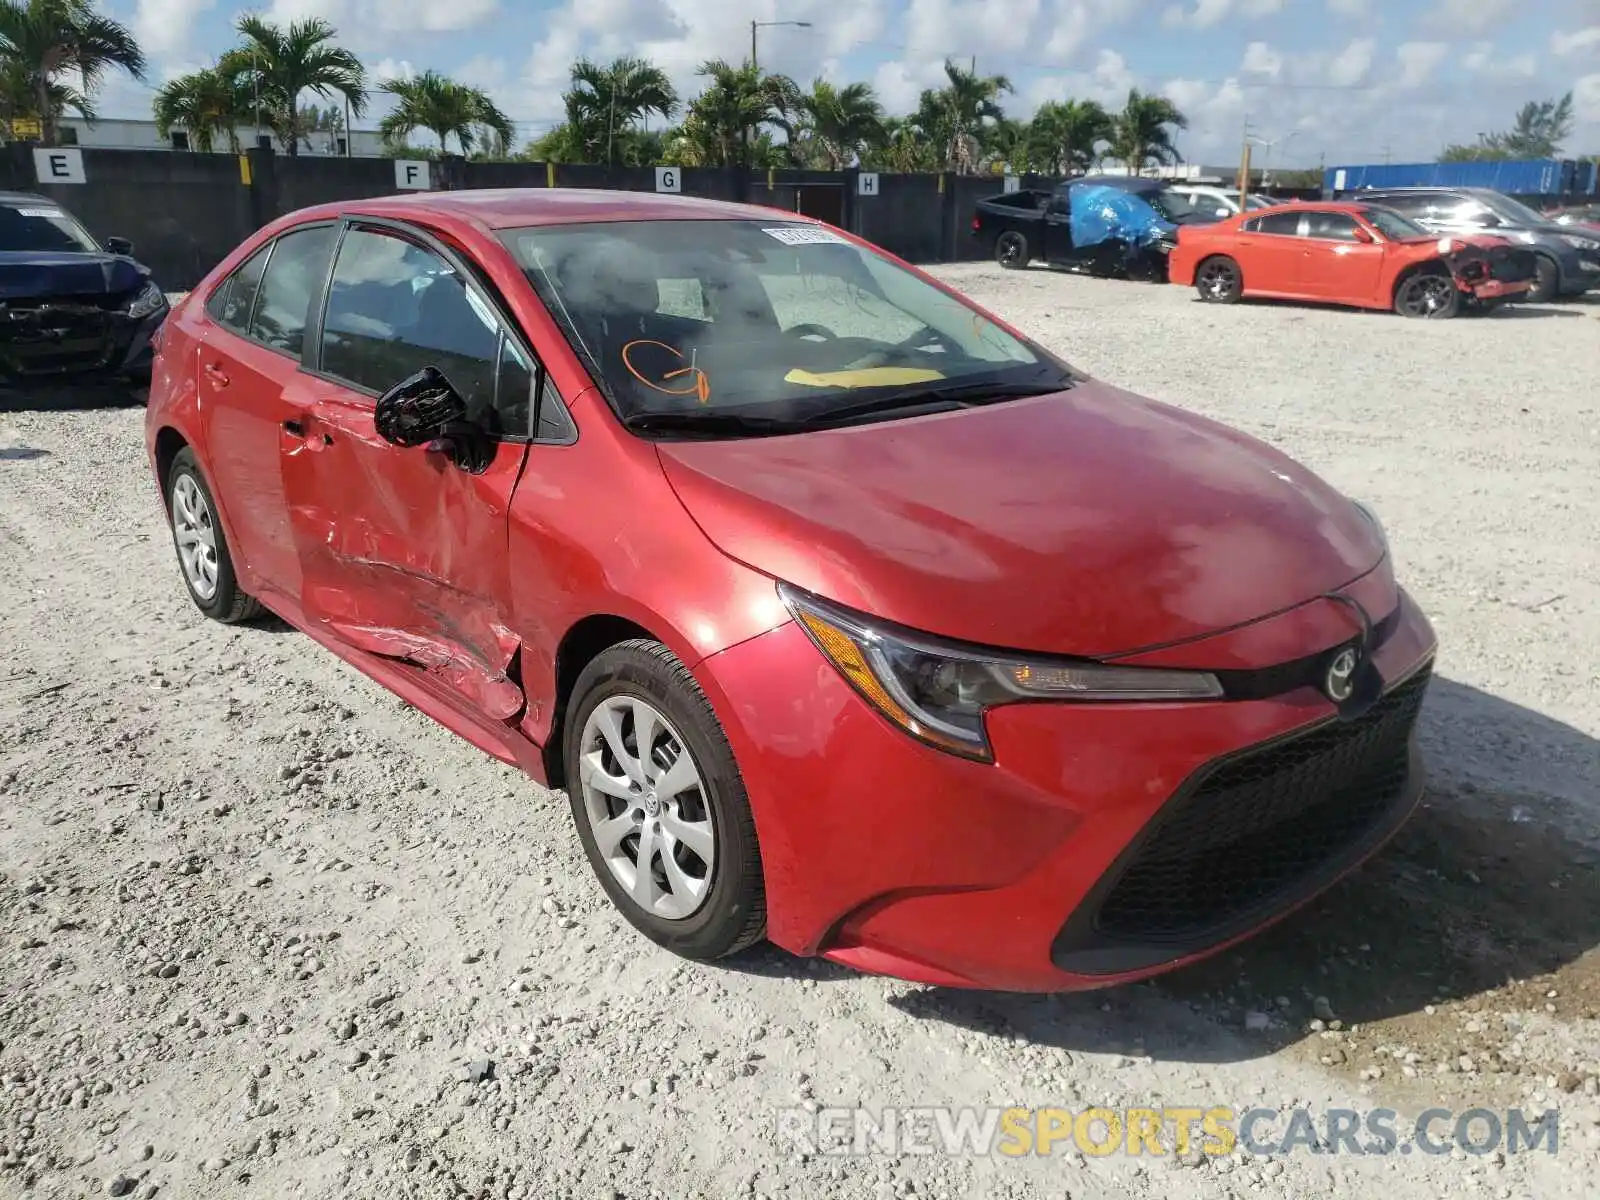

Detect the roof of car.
xmin=0 ymin=190 xmax=51 ymax=205
xmin=321 ymin=187 xmax=800 ymax=230
xmin=1070 ymin=175 xmax=1167 ymax=193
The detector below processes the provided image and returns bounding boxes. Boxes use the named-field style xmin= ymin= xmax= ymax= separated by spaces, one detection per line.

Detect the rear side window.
xmin=1370 ymin=194 xmax=1431 ymax=217
xmin=209 ymin=245 xmax=270 ymax=333
xmin=1246 ymin=212 xmax=1303 ymax=236
xmin=249 ymin=225 xmax=336 ymax=356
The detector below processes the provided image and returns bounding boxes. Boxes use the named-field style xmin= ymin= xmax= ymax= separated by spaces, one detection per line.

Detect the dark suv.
xmin=1352 ymin=187 xmax=1600 ymax=302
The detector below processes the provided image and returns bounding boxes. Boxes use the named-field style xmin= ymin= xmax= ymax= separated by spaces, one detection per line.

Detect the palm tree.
xmin=863 ymin=114 xmax=940 ymax=172
xmin=152 ymin=67 xmax=251 ymax=153
xmin=1111 ymin=88 xmax=1188 ymax=176
xmin=378 ymin=69 xmax=513 ymax=156
xmin=798 ymin=79 xmax=885 ymax=169
xmin=563 ymin=55 xmax=677 ymax=165
xmin=1027 ymin=98 xmax=1113 ymax=175
xmin=0 ymin=0 xmax=144 ymax=145
xmin=218 ymin=15 xmax=365 ymax=157
xmin=683 ymin=58 xmax=799 ymax=168
xmin=915 ymin=58 xmax=1012 ymax=173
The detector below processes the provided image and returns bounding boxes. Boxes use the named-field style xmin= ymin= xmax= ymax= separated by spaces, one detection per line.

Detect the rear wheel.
xmin=1393 ymin=269 xmax=1460 ymax=319
xmin=994 ymin=231 xmax=1029 ymax=270
xmin=1526 ymin=255 xmax=1559 ymax=304
xmin=564 ymin=640 xmax=766 ymax=961
xmin=1195 ymin=255 xmax=1242 ymax=303
xmin=165 ymin=448 xmax=263 ymax=623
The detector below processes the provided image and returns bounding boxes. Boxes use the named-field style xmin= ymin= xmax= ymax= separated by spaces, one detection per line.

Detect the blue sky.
xmin=95 ymin=0 xmax=1600 ymax=165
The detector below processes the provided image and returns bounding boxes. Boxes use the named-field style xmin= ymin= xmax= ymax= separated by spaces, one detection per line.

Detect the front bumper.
xmin=0 ymin=300 xmax=166 ymax=382
xmin=697 ymin=580 xmax=1437 ymax=992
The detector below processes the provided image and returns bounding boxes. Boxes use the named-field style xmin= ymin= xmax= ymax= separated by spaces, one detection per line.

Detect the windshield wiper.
xmin=621 ymin=411 xmax=803 ymax=438
xmin=799 ymin=378 xmax=1070 ymax=427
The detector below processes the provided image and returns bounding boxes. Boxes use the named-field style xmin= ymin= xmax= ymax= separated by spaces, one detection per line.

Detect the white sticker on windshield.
xmin=761 ymin=225 xmax=850 ymax=246
xmin=17 ymin=208 xmax=62 ymax=218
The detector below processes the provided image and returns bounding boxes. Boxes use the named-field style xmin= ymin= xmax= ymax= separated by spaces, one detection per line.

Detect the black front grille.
xmin=0 ymin=300 xmax=124 ymax=376
xmin=1090 ymin=664 xmax=1431 ymax=945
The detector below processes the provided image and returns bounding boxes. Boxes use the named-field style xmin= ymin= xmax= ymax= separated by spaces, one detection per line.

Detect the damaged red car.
xmin=146 ymin=190 xmax=1437 ymax=992
xmin=1168 ymin=201 xmax=1536 ymax=316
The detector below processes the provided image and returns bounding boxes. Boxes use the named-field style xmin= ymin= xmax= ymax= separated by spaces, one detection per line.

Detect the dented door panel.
xmin=280 ymin=374 xmax=530 ymax=721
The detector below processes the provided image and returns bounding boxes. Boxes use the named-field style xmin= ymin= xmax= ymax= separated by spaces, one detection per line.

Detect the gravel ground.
xmin=2 ymin=269 xmax=1598 ymax=1200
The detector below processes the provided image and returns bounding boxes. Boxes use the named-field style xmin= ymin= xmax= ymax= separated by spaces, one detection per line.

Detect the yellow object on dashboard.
xmin=783 ymin=366 xmax=947 ymax=389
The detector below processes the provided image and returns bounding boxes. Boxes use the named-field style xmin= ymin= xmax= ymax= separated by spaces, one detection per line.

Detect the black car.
xmin=0 ymin=191 xmax=167 ymax=387
xmin=1348 ymin=187 xmax=1600 ymax=302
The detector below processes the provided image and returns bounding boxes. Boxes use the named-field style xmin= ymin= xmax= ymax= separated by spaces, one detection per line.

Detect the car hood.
xmin=657 ymin=382 xmax=1384 ymax=657
xmin=0 ymin=251 xmax=149 ymax=301
xmin=1396 ymin=233 xmax=1510 ymax=250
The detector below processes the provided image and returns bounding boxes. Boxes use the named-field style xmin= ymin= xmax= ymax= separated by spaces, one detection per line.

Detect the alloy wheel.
xmin=171 ymin=474 xmax=220 ymax=601
xmin=1398 ymin=274 xmax=1454 ymax=317
xmin=1199 ymin=261 xmax=1237 ymax=299
xmin=577 ymin=696 xmax=716 ymax=920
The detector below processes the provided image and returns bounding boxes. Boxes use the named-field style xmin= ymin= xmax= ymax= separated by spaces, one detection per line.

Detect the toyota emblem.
xmin=1324 ymin=648 xmax=1359 ymax=703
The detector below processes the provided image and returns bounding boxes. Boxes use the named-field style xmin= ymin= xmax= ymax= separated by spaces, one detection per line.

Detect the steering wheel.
xmin=785 ymin=323 xmax=837 ymax=342
xmin=897 ymin=325 xmax=962 ymax=355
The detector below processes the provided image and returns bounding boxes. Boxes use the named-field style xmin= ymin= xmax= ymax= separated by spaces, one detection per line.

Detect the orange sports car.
xmin=1167 ymin=201 xmax=1537 ymax=318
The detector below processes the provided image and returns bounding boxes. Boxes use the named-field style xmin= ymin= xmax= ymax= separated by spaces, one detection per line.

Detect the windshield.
xmin=1244 ymin=194 xmax=1273 ymax=210
xmin=1360 ymin=207 xmax=1428 ymax=240
xmin=0 ymin=202 xmax=101 ymax=253
xmin=1478 ymin=192 xmax=1548 ymax=226
xmin=502 ymin=219 xmax=1066 ymax=429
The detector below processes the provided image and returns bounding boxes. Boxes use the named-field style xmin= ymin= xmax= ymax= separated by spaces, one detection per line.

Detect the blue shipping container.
xmin=1322 ymin=159 xmax=1595 ymax=198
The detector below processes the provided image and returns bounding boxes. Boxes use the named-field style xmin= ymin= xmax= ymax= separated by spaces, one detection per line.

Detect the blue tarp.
xmin=1068 ymin=185 xmax=1176 ymax=259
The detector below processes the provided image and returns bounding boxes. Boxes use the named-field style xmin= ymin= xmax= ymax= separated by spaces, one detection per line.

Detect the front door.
xmin=1295 ymin=211 xmax=1387 ymax=302
xmin=280 ymin=221 xmax=534 ymax=721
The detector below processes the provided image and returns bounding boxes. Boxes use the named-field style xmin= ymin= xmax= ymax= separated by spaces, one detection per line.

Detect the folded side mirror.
xmin=373 ymin=366 xmax=489 ymax=473
xmin=105 ymin=236 xmax=134 ymax=256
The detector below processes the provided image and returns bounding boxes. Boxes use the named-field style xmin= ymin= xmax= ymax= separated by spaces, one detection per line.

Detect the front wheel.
xmin=564 ymin=640 xmax=766 ymax=961
xmin=1393 ymin=270 xmax=1460 ymax=319
xmin=994 ymin=231 xmax=1029 ymax=270
xmin=1526 ymin=256 xmax=1559 ymax=304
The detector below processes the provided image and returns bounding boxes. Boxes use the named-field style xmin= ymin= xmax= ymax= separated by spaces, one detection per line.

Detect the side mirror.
xmin=1475 ymin=212 xmax=1502 ymax=228
xmin=1351 ymin=225 xmax=1375 ymax=244
xmin=105 ymin=236 xmax=134 ymax=256
xmin=373 ymin=366 xmax=489 ymax=473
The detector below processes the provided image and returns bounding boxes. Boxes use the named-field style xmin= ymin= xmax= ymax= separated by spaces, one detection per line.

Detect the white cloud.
xmin=1326 ymin=37 xmax=1375 ymax=86
xmin=1552 ymin=27 xmax=1600 ymax=56
xmin=1240 ymin=41 xmax=1283 ymax=78
xmin=265 ymin=0 xmax=500 ymax=36
xmin=1425 ymin=0 xmax=1516 ymax=34
xmin=134 ymin=0 xmax=216 ymax=60
xmin=1162 ymin=0 xmax=1282 ymax=28
xmin=1575 ymin=72 xmax=1600 ymax=122
xmin=1395 ymin=41 xmax=1449 ymax=89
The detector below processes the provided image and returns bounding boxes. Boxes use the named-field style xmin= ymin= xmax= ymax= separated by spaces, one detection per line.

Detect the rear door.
xmin=280 ymin=219 xmax=537 ymax=721
xmin=1043 ymin=189 xmax=1074 ymax=263
xmin=198 ymin=224 xmax=337 ymax=600
xmin=1295 ymin=210 xmax=1386 ymax=302
xmin=1234 ymin=211 xmax=1306 ymax=295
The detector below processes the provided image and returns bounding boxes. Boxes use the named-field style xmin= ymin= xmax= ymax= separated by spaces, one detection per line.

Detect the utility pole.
xmin=1237 ymin=115 xmax=1253 ymax=202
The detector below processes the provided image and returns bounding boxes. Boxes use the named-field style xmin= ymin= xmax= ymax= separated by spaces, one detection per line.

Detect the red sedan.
xmin=1168 ymin=201 xmax=1535 ymax=317
xmin=145 ymin=190 xmax=1436 ymax=992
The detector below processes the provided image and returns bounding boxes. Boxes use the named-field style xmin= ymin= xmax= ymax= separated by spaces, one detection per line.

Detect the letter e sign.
xmin=394 ymin=160 xmax=430 ymax=190
xmin=33 ymin=148 xmax=85 ymax=185
xmin=655 ymin=166 xmax=680 ymax=193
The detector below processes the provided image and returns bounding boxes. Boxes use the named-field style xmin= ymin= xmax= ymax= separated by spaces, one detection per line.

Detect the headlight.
xmin=1559 ymin=234 xmax=1600 ymax=251
xmin=779 ymin=584 xmax=1223 ymax=761
xmin=1351 ymin=499 xmax=1390 ymax=556
xmin=127 ymin=280 xmax=166 ymax=320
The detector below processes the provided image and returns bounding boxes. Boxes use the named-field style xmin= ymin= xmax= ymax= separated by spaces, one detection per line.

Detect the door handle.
xmin=203 ymin=362 xmax=230 ymax=387
xmin=283 ymin=419 xmax=306 ymax=437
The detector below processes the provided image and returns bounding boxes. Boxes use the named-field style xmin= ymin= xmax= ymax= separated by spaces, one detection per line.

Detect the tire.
xmin=563 ymin=639 xmax=766 ymax=961
xmin=1526 ymin=256 xmax=1559 ymax=304
xmin=1392 ymin=269 xmax=1460 ymax=319
xmin=165 ymin=448 xmax=264 ymax=623
xmin=994 ymin=231 xmax=1029 ymax=270
xmin=1195 ymin=255 xmax=1242 ymax=303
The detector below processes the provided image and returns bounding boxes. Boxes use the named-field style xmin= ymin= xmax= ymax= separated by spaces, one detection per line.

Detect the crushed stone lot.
xmin=2 ymin=268 xmax=1599 ymax=1200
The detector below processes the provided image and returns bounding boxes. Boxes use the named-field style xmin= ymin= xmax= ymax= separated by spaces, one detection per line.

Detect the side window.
xmin=1304 ymin=212 xmax=1361 ymax=242
xmin=320 ymin=227 xmax=503 ymax=431
xmin=211 ymin=245 xmax=269 ymax=333
xmin=536 ymin=375 xmax=576 ymax=442
xmin=495 ymin=323 xmax=575 ymax=442
xmin=249 ymin=225 xmax=335 ymax=356
xmin=1252 ymin=212 xmax=1304 ymax=236
xmin=1377 ymin=194 xmax=1429 ymax=217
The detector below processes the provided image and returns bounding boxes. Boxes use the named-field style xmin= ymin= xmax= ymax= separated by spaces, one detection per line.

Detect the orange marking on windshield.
xmin=622 ymin=339 xmax=712 ymax=404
